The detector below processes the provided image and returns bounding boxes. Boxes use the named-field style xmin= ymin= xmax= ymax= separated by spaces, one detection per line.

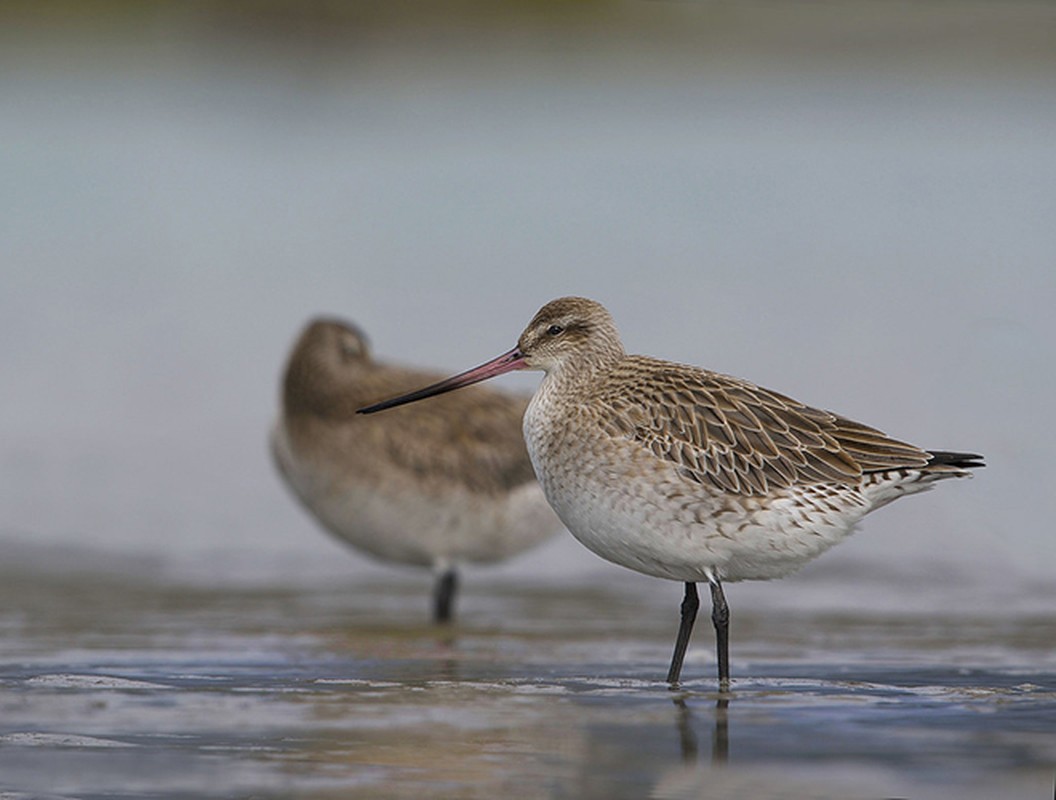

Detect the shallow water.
xmin=1 ymin=552 xmax=1052 ymax=800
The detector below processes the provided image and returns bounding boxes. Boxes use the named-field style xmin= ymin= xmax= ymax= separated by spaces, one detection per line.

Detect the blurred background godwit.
xmin=1 ymin=0 xmax=1053 ymax=608
xmin=272 ymin=317 xmax=558 ymax=622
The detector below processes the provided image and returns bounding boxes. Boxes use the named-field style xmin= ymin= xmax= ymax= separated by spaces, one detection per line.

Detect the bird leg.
xmin=667 ymin=582 xmax=699 ymax=684
xmin=433 ymin=567 xmax=458 ymax=623
xmin=709 ymin=577 xmax=730 ymax=691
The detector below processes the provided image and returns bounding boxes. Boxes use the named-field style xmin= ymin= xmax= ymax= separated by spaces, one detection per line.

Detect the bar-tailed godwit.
xmin=359 ymin=297 xmax=983 ymax=685
xmin=272 ymin=317 xmax=560 ymax=622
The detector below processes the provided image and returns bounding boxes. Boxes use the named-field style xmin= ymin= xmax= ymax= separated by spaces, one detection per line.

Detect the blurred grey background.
xmin=2 ymin=1 xmax=1053 ymax=607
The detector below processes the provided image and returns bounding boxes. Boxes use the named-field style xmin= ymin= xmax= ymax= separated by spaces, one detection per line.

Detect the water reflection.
xmin=672 ymin=695 xmax=699 ymax=764
xmin=672 ymin=692 xmax=729 ymax=766
xmin=712 ymin=696 xmax=730 ymax=765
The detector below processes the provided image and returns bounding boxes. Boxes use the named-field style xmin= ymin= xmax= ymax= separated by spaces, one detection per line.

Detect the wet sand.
xmin=1 ymin=550 xmax=1052 ymax=799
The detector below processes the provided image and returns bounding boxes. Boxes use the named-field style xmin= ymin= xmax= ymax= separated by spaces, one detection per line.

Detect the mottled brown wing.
xmin=594 ymin=356 xmax=930 ymax=496
xmin=355 ymin=366 xmax=537 ymax=496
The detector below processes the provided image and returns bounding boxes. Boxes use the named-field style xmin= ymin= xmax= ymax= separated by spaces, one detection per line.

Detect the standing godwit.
xmin=359 ymin=297 xmax=983 ymax=686
xmin=271 ymin=317 xmax=559 ymax=623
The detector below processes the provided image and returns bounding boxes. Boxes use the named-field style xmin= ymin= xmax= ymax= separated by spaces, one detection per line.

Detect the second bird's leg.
xmin=709 ymin=577 xmax=730 ymax=690
xmin=667 ymin=582 xmax=699 ymax=684
xmin=433 ymin=567 xmax=458 ymax=623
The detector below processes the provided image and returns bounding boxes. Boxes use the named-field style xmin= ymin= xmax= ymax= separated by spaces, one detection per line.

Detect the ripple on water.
xmin=24 ymin=674 xmax=172 ymax=690
xmin=0 ymin=732 xmax=137 ymax=748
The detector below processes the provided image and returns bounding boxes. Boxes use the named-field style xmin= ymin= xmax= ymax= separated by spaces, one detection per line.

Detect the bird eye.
xmin=546 ymin=324 xmax=564 ymax=336
xmin=339 ymin=336 xmax=362 ymax=360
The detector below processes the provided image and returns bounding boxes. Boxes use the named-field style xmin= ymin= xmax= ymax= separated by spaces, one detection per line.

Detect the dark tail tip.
xmin=926 ymin=450 xmax=985 ymax=469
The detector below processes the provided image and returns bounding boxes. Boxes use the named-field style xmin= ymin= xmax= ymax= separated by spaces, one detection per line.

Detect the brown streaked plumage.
xmin=271 ymin=317 xmax=559 ymax=622
xmin=587 ymin=357 xmax=950 ymax=494
xmin=359 ymin=297 xmax=983 ymax=685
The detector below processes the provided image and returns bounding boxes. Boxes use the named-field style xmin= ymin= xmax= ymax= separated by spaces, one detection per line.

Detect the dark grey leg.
xmin=710 ymin=577 xmax=730 ymax=690
xmin=433 ymin=567 xmax=458 ymax=623
xmin=667 ymin=582 xmax=699 ymax=684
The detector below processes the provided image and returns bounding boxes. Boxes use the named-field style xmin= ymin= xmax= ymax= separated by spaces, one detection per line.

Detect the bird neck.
xmin=540 ymin=348 xmax=620 ymax=403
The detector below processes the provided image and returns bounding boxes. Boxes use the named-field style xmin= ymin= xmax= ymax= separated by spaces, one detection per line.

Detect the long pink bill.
xmin=357 ymin=347 xmax=526 ymax=414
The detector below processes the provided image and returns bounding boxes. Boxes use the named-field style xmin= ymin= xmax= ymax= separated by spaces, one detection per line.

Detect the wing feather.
xmin=342 ymin=365 xmax=537 ymax=495
xmin=594 ymin=356 xmax=930 ymax=496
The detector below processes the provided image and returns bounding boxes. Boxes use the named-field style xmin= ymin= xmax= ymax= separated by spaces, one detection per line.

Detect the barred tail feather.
xmin=925 ymin=450 xmax=985 ymax=471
